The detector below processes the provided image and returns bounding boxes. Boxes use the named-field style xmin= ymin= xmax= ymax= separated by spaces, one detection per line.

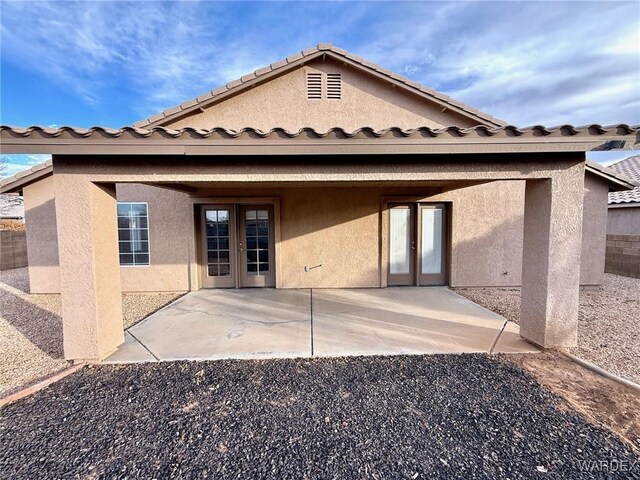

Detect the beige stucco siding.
xmin=23 ymin=176 xmax=60 ymax=293
xmin=23 ymin=176 xmax=608 ymax=293
xmin=607 ymin=206 xmax=640 ymax=235
xmin=24 ymin=154 xmax=608 ymax=297
xmin=117 ymin=184 xmax=192 ymax=292
xmin=165 ymin=58 xmax=478 ymax=132
xmin=24 ymin=182 xmax=192 ymax=294
xmin=433 ymin=181 xmax=525 ymax=287
xmin=277 ymin=187 xmax=381 ymax=287
xmin=199 ymin=182 xmax=524 ymax=288
xmin=24 ymin=172 xmax=608 ymax=293
xmin=580 ymin=174 xmax=609 ymax=285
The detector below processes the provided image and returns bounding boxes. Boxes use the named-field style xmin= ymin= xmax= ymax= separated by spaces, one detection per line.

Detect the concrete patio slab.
xmin=102 ymin=332 xmax=157 ymax=364
xmin=123 ymin=289 xmax=311 ymax=361
xmin=104 ymin=287 xmax=538 ymax=364
xmin=312 ymin=288 xmax=509 ymax=356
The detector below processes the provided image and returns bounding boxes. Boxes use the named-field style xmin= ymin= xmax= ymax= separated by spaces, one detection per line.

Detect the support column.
xmin=54 ymin=175 xmax=124 ymax=361
xmin=520 ymin=163 xmax=584 ymax=348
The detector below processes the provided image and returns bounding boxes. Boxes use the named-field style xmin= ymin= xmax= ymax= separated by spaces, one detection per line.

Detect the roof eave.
xmin=608 ymin=201 xmax=640 ymax=208
xmin=1 ymin=125 xmax=637 ymax=157
xmin=585 ymin=161 xmax=638 ymax=191
xmin=0 ymin=161 xmax=53 ymax=194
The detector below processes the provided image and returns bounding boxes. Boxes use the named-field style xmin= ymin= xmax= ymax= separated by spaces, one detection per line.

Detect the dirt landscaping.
xmin=504 ymin=352 xmax=640 ymax=454
xmin=455 ymin=273 xmax=640 ymax=384
xmin=0 ymin=267 xmax=182 ymax=397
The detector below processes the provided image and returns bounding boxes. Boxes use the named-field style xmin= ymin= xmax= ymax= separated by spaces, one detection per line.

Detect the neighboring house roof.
xmin=585 ymin=160 xmax=638 ymax=192
xmin=0 ymin=160 xmax=52 ymax=194
xmin=607 ymin=155 xmax=640 ymax=205
xmin=134 ymin=44 xmax=507 ymax=129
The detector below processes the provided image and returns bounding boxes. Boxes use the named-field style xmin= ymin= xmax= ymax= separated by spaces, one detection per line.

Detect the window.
xmin=117 ymin=202 xmax=150 ymax=266
xmin=205 ymin=209 xmax=231 ymax=277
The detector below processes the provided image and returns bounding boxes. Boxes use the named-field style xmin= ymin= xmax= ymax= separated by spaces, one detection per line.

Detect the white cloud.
xmin=357 ymin=1 xmax=640 ymax=126
xmin=0 ymin=1 xmax=264 ymax=118
xmin=1 ymin=1 xmax=638 ymax=128
xmin=587 ymin=150 xmax=640 ymax=166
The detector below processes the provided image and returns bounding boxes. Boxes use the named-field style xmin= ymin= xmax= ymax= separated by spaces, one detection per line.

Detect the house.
xmin=607 ymin=155 xmax=640 ymax=235
xmin=605 ymin=155 xmax=640 ymax=277
xmin=1 ymin=44 xmax=638 ymax=362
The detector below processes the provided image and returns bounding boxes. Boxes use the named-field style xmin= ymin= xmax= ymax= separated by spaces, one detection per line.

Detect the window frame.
xmin=117 ymin=201 xmax=151 ymax=267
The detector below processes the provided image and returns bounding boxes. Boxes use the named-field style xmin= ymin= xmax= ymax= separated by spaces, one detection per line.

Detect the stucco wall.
xmin=607 ymin=207 xmax=640 ymax=235
xmin=580 ymin=174 xmax=609 ymax=285
xmin=24 ymin=181 xmax=192 ymax=294
xmin=28 ymin=154 xmax=597 ymax=294
xmin=117 ymin=184 xmax=192 ymax=292
xmin=165 ymin=57 xmax=479 ymax=132
xmin=277 ymin=187 xmax=381 ymax=288
xmin=197 ymin=181 xmax=524 ymax=288
xmin=23 ymin=176 xmax=60 ymax=293
xmin=22 ymin=166 xmax=608 ymax=292
xmin=432 ymin=181 xmax=525 ymax=287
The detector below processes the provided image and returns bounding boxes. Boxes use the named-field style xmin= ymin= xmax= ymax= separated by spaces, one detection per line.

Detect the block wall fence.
xmin=605 ymin=234 xmax=640 ymax=278
xmin=0 ymin=230 xmax=28 ymax=270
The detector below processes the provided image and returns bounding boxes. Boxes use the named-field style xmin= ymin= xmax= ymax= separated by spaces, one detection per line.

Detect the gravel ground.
xmin=0 ymin=267 xmax=182 ymax=397
xmin=122 ymin=292 xmax=184 ymax=330
xmin=455 ymin=274 xmax=640 ymax=383
xmin=1 ymin=355 xmax=638 ymax=479
xmin=0 ymin=268 xmax=68 ymax=397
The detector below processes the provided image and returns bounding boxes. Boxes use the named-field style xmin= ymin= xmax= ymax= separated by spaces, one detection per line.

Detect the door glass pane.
xmin=421 ymin=208 xmax=443 ymax=274
xmin=245 ymin=209 xmax=270 ymax=276
xmin=206 ymin=209 xmax=231 ymax=277
xmin=390 ymin=208 xmax=411 ymax=274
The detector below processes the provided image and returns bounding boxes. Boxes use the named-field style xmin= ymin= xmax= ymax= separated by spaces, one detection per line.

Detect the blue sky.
xmin=1 ymin=0 xmax=639 ymax=176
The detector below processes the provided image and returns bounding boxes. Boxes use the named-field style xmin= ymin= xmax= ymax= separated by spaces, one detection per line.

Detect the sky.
xmin=1 ymin=0 xmax=639 ymax=177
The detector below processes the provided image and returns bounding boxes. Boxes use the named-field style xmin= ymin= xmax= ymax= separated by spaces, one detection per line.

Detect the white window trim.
xmin=117 ymin=201 xmax=151 ymax=268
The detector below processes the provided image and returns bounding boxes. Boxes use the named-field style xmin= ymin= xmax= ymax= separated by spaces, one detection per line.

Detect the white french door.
xmin=388 ymin=203 xmax=447 ymax=286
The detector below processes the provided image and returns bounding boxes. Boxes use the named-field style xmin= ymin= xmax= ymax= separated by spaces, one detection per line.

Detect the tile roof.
xmin=1 ymin=123 xmax=637 ymax=175
xmin=0 ymin=160 xmax=53 ymax=193
xmin=3 ymin=123 xmax=638 ymax=140
xmin=585 ymin=160 xmax=637 ymax=191
xmin=133 ymin=43 xmax=507 ymax=129
xmin=608 ymin=155 xmax=640 ymax=204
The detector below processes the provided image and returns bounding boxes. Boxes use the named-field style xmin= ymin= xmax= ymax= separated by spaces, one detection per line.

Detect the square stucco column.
xmin=54 ymin=175 xmax=124 ymax=361
xmin=520 ymin=163 xmax=584 ymax=348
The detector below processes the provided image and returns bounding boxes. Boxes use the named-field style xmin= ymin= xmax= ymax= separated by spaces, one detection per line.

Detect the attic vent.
xmin=327 ymin=73 xmax=342 ymax=99
xmin=306 ymin=73 xmax=322 ymax=99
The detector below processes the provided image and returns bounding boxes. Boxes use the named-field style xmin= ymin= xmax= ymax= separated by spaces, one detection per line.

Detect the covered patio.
xmin=2 ymin=124 xmax=637 ymax=362
xmin=104 ymin=287 xmax=538 ymax=363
